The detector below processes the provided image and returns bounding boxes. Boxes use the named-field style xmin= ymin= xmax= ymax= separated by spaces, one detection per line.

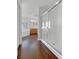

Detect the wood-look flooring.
xmin=17 ymin=36 xmax=58 ymax=59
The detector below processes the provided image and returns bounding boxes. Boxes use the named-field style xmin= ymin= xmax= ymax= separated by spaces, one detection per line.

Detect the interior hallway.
xmin=17 ymin=0 xmax=62 ymax=59
xmin=17 ymin=35 xmax=58 ymax=59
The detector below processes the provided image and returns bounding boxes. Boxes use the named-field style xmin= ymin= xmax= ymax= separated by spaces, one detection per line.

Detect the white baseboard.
xmin=41 ymin=39 xmax=62 ymax=59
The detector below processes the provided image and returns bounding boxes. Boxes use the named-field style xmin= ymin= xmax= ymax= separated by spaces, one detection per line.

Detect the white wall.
xmin=17 ymin=2 xmax=22 ymax=47
xmin=39 ymin=6 xmax=50 ymax=39
xmin=48 ymin=2 xmax=62 ymax=54
xmin=40 ymin=2 xmax=62 ymax=54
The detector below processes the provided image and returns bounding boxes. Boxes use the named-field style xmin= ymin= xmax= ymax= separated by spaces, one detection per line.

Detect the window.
xmin=42 ymin=21 xmax=51 ymax=29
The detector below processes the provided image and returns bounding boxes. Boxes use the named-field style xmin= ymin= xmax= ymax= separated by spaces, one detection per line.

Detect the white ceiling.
xmin=18 ymin=0 xmax=58 ymax=18
xmin=21 ymin=0 xmax=57 ymax=6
